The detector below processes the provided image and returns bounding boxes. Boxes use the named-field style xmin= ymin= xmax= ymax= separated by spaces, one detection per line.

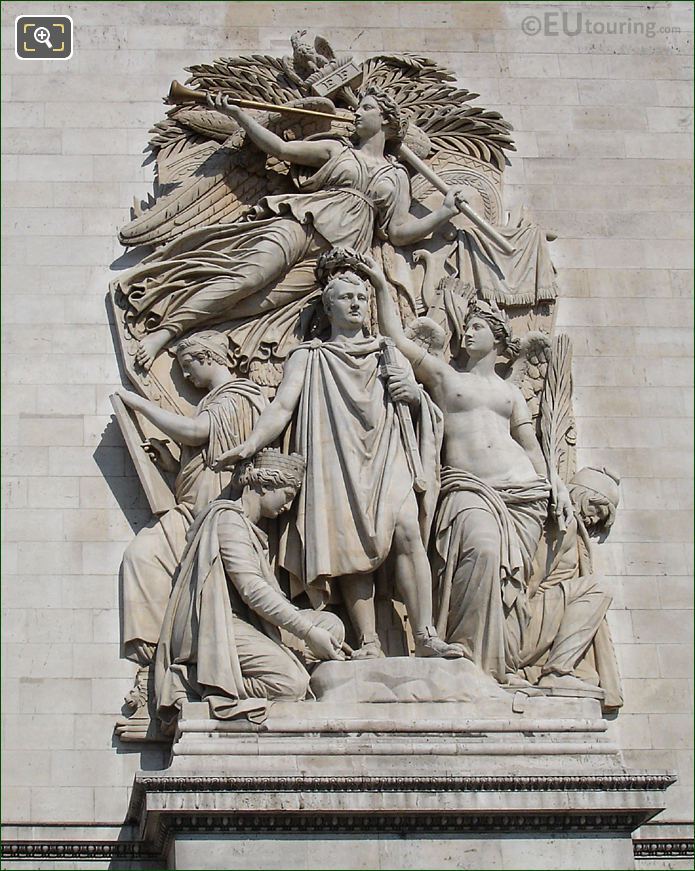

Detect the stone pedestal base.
xmin=126 ymin=691 xmax=675 ymax=869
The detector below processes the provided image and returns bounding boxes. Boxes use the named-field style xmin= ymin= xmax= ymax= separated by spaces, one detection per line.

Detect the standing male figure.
xmin=216 ymin=249 xmax=461 ymax=660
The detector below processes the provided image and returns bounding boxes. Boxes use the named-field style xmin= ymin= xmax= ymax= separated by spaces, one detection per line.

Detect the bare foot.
xmin=136 ymin=329 xmax=171 ymax=371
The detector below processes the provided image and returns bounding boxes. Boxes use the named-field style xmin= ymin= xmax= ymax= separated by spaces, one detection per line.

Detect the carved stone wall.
xmin=1 ymin=1 xmax=692 ymax=867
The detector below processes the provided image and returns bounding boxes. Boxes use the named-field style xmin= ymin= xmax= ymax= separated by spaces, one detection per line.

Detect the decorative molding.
xmin=0 ymin=842 xmax=160 ymax=862
xmin=634 ymin=838 xmax=695 ymax=860
xmin=133 ymin=772 xmax=677 ymax=796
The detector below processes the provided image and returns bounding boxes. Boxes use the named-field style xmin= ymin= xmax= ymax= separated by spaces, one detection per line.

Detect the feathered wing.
xmin=119 ymin=98 xmax=337 ymax=249
xmin=539 ymin=333 xmax=577 ymax=483
xmin=361 ymin=54 xmax=515 ymax=171
xmin=119 ymin=49 xmax=333 ymax=247
xmin=509 ymin=332 xmax=552 ymax=425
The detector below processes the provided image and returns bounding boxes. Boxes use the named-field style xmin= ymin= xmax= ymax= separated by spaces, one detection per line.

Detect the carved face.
xmin=177 ymin=351 xmax=211 ymax=388
xmin=463 ymin=316 xmax=497 ymax=357
xmin=257 ymin=485 xmax=298 ymax=519
xmin=353 ymin=94 xmax=387 ymax=141
xmin=323 ymin=274 xmax=369 ymax=330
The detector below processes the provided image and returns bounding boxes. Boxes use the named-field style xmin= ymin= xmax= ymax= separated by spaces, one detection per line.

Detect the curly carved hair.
xmin=463 ymin=300 xmax=521 ymax=358
xmin=357 ymin=86 xmax=408 ymax=143
xmin=235 ymin=449 xmax=306 ymax=492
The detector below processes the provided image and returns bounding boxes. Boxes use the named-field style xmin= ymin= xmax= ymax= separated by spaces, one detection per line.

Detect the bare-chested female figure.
xmin=366 ymin=257 xmax=573 ymax=683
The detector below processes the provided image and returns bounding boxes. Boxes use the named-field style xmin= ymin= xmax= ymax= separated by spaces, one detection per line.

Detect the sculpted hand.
xmin=206 ymin=92 xmax=244 ymax=121
xmin=212 ymin=441 xmax=254 ymax=472
xmin=142 ymin=438 xmax=178 ymax=474
xmin=358 ymin=254 xmax=387 ymax=289
xmin=386 ymin=365 xmax=420 ymax=406
xmin=114 ymin=386 xmax=142 ymax=410
xmin=551 ymin=474 xmax=574 ymax=532
xmin=442 ymin=186 xmax=469 ymax=217
xmin=305 ymin=626 xmax=345 ymax=662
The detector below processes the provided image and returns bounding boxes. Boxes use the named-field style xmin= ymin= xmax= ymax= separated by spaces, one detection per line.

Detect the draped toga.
xmin=122 ymin=379 xmax=266 ymax=657
xmin=113 ymin=146 xmax=410 ymax=367
xmin=432 ymin=468 xmax=549 ymax=681
xmin=279 ymin=337 xmax=443 ymax=605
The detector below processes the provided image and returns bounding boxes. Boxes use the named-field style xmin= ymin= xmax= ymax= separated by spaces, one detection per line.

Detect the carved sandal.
xmin=350 ymin=633 xmax=385 ymax=660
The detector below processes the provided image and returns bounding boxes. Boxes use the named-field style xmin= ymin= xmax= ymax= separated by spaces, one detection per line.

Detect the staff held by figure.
xmin=167 ymin=81 xmax=515 ymax=256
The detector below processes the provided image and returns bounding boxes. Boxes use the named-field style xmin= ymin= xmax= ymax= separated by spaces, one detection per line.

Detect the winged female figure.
xmin=114 ymin=86 xmax=468 ymax=372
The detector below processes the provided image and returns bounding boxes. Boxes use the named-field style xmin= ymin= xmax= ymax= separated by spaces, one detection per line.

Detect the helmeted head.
xmin=354 ymin=86 xmax=407 ymax=144
xmin=175 ymin=330 xmax=230 ymax=388
xmin=569 ymin=466 xmax=621 ymax=532
xmin=462 ymin=299 xmax=520 ymax=359
xmin=236 ymin=448 xmax=306 ymax=519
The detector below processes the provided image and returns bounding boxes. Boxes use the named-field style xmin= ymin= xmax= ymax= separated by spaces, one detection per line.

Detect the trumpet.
xmin=166 ymin=81 xmax=515 ymax=255
xmin=167 ymin=80 xmax=349 ymax=122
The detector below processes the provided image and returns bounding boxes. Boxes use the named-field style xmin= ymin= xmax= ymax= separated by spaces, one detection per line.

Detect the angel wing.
xmin=539 ymin=333 xmax=577 ymax=483
xmin=361 ymin=54 xmax=515 ymax=171
xmin=120 ymin=43 xmax=342 ymax=247
xmin=119 ymin=98 xmax=337 ymax=249
xmin=509 ymin=331 xmax=552 ymax=424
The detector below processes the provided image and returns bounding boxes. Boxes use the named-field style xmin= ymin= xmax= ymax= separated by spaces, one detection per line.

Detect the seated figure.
xmin=155 ymin=448 xmax=345 ymax=725
xmin=519 ymin=466 xmax=623 ymax=709
xmin=368 ymin=255 xmax=574 ymax=683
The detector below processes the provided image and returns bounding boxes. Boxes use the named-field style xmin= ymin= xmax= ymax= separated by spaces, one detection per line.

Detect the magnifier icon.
xmin=34 ymin=26 xmax=53 ymax=49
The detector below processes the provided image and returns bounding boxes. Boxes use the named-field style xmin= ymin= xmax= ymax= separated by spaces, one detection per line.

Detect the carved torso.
xmin=436 ymin=369 xmax=538 ymax=484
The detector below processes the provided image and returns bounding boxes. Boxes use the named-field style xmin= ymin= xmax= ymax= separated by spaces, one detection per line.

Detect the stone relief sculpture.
xmin=109 ymin=32 xmax=623 ymax=739
xmin=520 ymin=465 xmax=623 ymax=708
xmin=155 ymin=448 xmax=346 ymax=726
xmin=214 ymin=248 xmax=461 ymax=660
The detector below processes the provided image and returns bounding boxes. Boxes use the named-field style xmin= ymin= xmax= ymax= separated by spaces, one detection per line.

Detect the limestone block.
xmin=2 ymin=129 xmax=62 ymax=154
xmin=82 ymin=541 xmax=129 ymax=575
xmin=3 ymin=713 xmax=74 ymax=750
xmin=2 ymin=575 xmax=62 ymax=610
xmin=16 ymin=540 xmax=82 ymax=575
xmin=657 ymin=577 xmax=695 ymax=609
xmin=90 ymin=678 xmax=140 ymax=716
xmin=71 ymin=644 xmax=132 ymax=679
xmin=62 ymin=508 xmax=144 ymax=543
xmin=2 ymin=476 xmax=27 ymax=509
xmin=2 ymin=103 xmax=44 ymax=127
xmin=19 ymin=418 xmax=83 ymax=446
xmin=632 ymin=609 xmax=695 ymax=645
xmin=2 ymin=784 xmax=30 ymax=823
xmin=60 ymin=575 xmax=118 ymax=611
xmin=52 ymin=182 xmax=124 ymax=208
xmin=648 ymin=107 xmax=695 ymax=132
xmin=78 ymin=476 xmax=147 ymax=511
xmin=19 ymin=678 xmax=92 ymax=715
xmin=48 ymin=445 xmax=123 ymax=477
xmin=2 ymin=208 xmax=82 ymax=236
xmin=45 ymin=102 xmax=162 ymax=130
xmin=2 ymin=446 xmax=49 ymax=477
xmin=615 ymin=643 xmax=661 ymax=678
xmin=621 ymin=678 xmax=693 ymax=715
xmin=30 ymin=787 xmax=94 ymax=823
xmin=61 ymin=128 xmax=130 ymax=155
xmin=649 ymin=715 xmax=695 ymax=750
xmin=613 ymin=713 xmax=653 ymax=749
xmin=26 ymin=609 xmax=92 ymax=645
xmin=657 ymin=80 xmax=694 ymax=107
xmin=624 ymin=542 xmax=691 ymax=577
